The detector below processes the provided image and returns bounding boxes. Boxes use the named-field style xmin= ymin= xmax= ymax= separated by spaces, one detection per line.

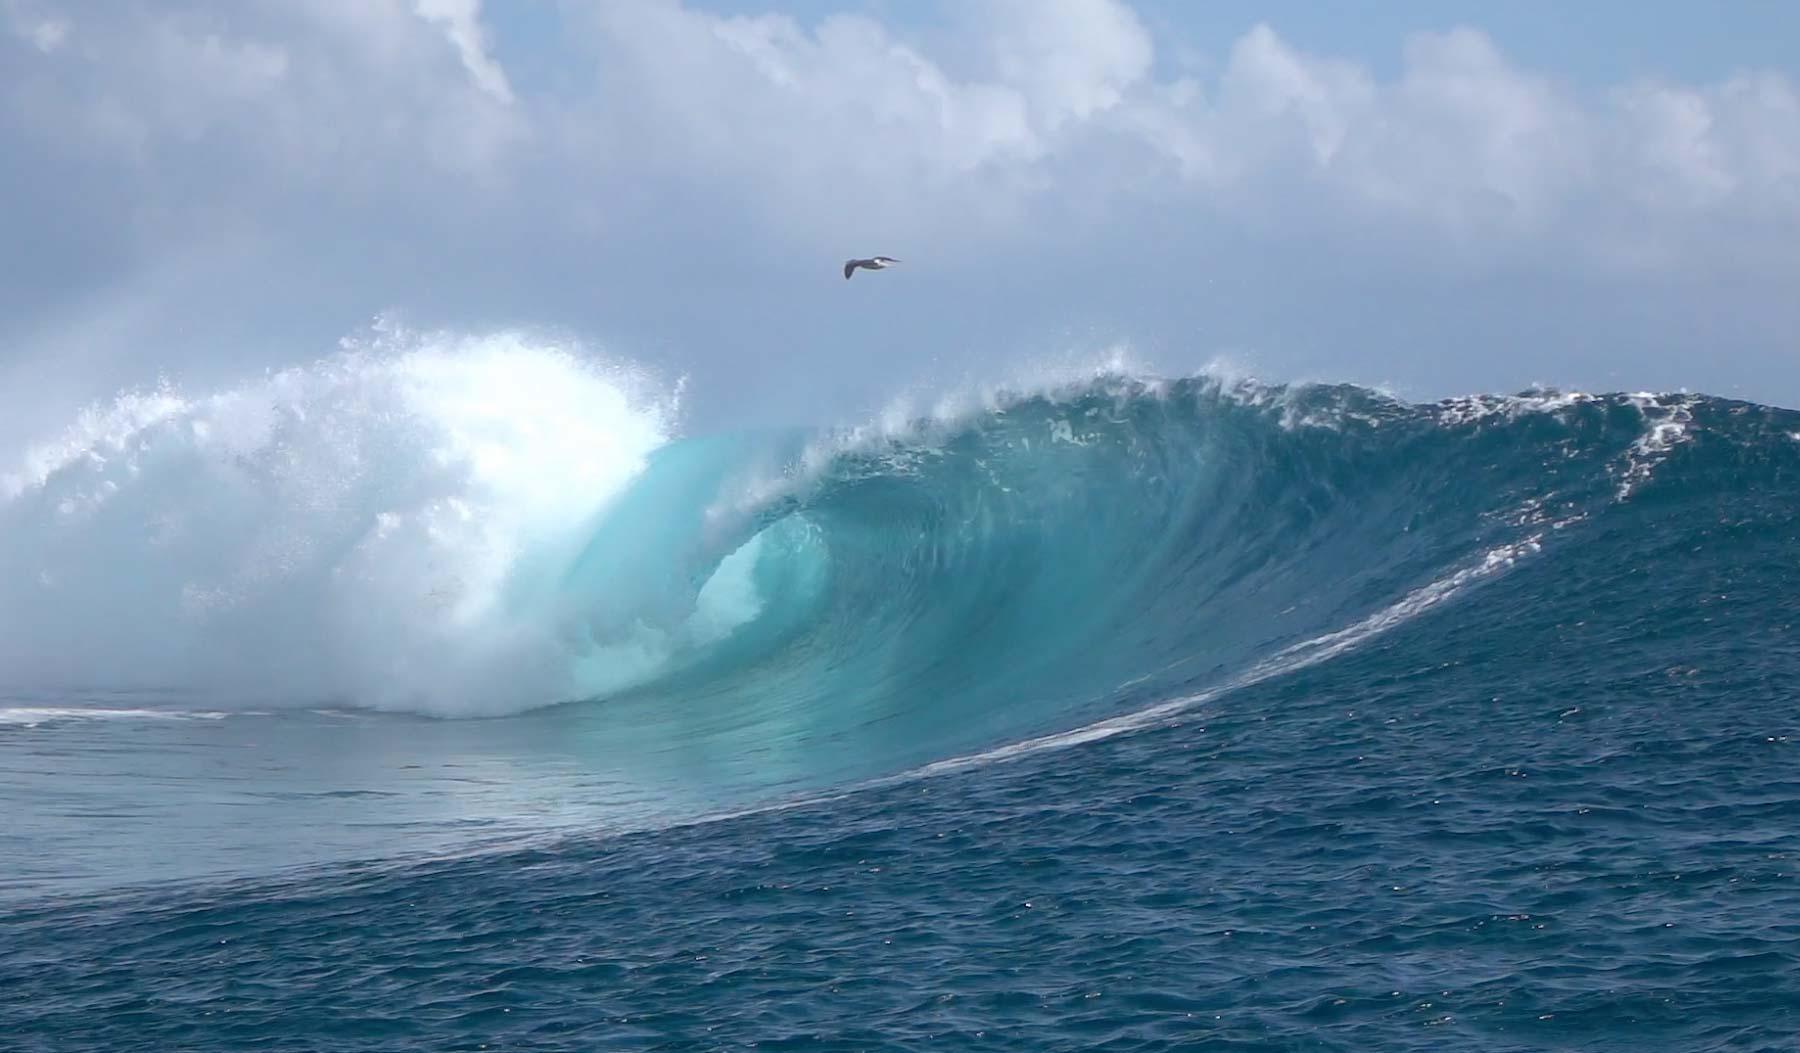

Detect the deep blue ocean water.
xmin=3 ymin=359 xmax=1797 ymax=1051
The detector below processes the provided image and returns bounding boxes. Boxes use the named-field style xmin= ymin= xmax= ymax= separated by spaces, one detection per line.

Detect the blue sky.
xmin=2 ymin=0 xmax=1797 ymax=447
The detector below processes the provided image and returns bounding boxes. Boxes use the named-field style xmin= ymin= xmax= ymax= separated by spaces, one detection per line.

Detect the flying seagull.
xmin=843 ymin=256 xmax=900 ymax=280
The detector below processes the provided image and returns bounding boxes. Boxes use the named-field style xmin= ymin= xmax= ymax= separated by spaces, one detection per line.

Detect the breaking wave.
xmin=3 ymin=327 xmax=1781 ymax=781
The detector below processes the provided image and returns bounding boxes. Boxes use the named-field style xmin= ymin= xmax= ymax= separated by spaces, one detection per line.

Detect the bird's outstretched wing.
xmin=843 ymin=260 xmax=858 ymax=280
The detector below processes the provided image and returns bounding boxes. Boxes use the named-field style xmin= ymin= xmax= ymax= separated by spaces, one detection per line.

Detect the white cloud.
xmin=567 ymin=1 xmax=1052 ymax=239
xmin=26 ymin=15 xmax=63 ymax=50
xmin=7 ymin=0 xmax=1794 ymax=262
xmin=1614 ymin=72 xmax=1800 ymax=212
xmin=981 ymin=0 xmax=1154 ymax=132
xmin=0 ymin=0 xmax=1796 ymax=422
xmin=3 ymin=1 xmax=522 ymax=183
xmin=413 ymin=0 xmax=513 ymax=104
xmin=536 ymin=3 xmax=1798 ymax=275
xmin=2 ymin=0 xmax=67 ymax=52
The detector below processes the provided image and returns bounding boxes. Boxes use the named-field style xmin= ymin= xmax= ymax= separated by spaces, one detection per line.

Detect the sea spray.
xmin=0 ymin=329 xmax=678 ymax=713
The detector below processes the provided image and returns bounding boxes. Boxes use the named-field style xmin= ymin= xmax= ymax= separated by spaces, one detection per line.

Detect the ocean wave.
xmin=1 ymin=329 xmax=1787 ymax=782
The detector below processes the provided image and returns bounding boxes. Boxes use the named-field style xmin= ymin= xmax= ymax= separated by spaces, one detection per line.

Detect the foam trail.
xmin=0 ymin=707 xmax=231 ymax=728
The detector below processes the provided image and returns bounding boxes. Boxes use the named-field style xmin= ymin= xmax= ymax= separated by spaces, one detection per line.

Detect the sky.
xmin=2 ymin=0 xmax=1797 ymax=444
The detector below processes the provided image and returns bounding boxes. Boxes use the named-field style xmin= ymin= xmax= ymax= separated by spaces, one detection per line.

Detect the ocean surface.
xmin=2 ymin=337 xmax=1797 ymax=1051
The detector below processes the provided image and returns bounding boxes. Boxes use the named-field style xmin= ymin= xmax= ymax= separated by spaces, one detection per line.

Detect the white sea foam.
xmin=0 ymin=707 xmax=230 ymax=728
xmin=1614 ymin=394 xmax=1697 ymax=499
xmin=0 ymin=325 xmax=682 ymax=715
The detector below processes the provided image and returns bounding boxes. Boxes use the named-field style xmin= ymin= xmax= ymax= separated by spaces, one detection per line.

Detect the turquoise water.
xmin=3 ymin=364 xmax=1797 ymax=1050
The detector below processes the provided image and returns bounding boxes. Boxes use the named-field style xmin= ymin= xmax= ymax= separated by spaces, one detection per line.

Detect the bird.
xmin=843 ymin=256 xmax=901 ymax=280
